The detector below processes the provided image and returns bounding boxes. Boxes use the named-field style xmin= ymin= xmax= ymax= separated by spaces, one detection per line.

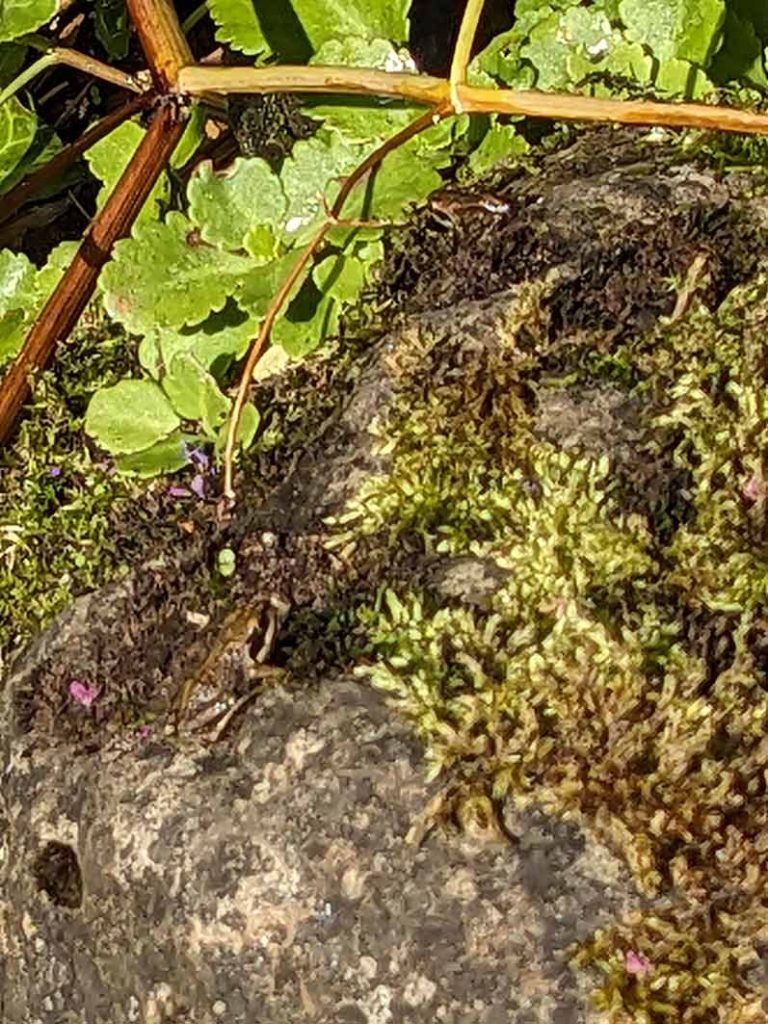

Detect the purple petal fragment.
xmin=69 ymin=680 xmax=100 ymax=708
xmin=190 ymin=474 xmax=206 ymax=499
xmin=624 ymin=950 xmax=652 ymax=977
xmin=168 ymin=485 xmax=190 ymax=498
xmin=49 ymin=466 xmax=61 ymax=478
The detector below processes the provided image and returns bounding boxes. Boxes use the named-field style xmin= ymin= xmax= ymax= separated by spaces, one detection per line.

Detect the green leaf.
xmin=101 ymin=212 xmax=254 ymax=334
xmin=280 ymin=133 xmax=361 ymax=245
xmin=0 ymin=242 xmax=74 ymax=364
xmin=521 ymin=7 xmax=614 ymax=90
xmin=214 ymin=402 xmax=260 ymax=453
xmin=216 ymin=547 xmax=236 ymax=577
xmin=88 ymin=0 xmax=130 ymax=59
xmin=0 ymin=0 xmax=56 ymax=42
xmin=209 ymin=0 xmax=409 ymax=57
xmin=0 ymin=96 xmax=36 ymax=190
xmin=0 ymin=43 xmax=25 ymax=87
xmin=86 ymin=120 xmax=168 ymax=223
xmin=710 ymin=7 xmax=768 ymax=88
xmin=161 ymin=351 xmax=230 ymax=436
xmin=307 ymin=38 xmax=419 ymax=143
xmin=468 ymin=123 xmax=528 ymax=176
xmin=343 ymin=139 xmax=442 ymax=223
xmin=113 ymin=430 xmax=191 ymax=477
xmin=618 ymin=0 xmax=725 ymax=65
xmin=313 ymin=252 xmax=365 ymax=302
xmin=188 ymin=156 xmax=286 ymax=251
xmin=139 ymin=303 xmax=258 ymax=379
xmin=208 ymin=0 xmax=271 ymax=56
xmin=85 ymin=379 xmax=180 ymax=455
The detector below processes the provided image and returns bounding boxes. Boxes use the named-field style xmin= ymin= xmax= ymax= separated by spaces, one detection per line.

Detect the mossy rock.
xmin=4 ymin=128 xmax=768 ymax=1022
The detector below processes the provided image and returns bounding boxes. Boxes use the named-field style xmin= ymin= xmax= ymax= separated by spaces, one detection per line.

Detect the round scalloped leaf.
xmin=0 ymin=0 xmax=57 ymax=42
xmin=618 ymin=0 xmax=725 ymax=65
xmin=113 ymin=431 xmax=191 ymax=478
xmin=280 ymin=134 xmax=361 ymax=246
xmin=307 ymin=38 xmax=419 ymax=142
xmin=86 ymin=120 xmax=168 ymax=224
xmin=101 ymin=212 xmax=254 ymax=334
xmin=0 ymin=97 xmax=37 ymax=191
xmin=85 ymin=379 xmax=180 ymax=455
xmin=188 ymin=157 xmax=286 ymax=251
xmin=160 ymin=351 xmax=230 ymax=437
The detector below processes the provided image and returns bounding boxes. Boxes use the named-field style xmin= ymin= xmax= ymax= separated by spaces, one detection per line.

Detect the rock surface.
xmin=3 ymin=128 xmax=768 ymax=1022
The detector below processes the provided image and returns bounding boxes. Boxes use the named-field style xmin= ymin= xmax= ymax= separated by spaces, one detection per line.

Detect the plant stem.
xmin=222 ymin=102 xmax=451 ymax=499
xmin=0 ymin=49 xmax=145 ymax=107
xmin=449 ymin=0 xmax=486 ymax=111
xmin=125 ymin=0 xmax=194 ymax=89
xmin=0 ymin=92 xmax=155 ymax=226
xmin=0 ymin=103 xmax=185 ymax=446
xmin=178 ymin=65 xmax=448 ymax=105
xmin=178 ymin=65 xmax=768 ymax=136
xmin=181 ymin=2 xmax=209 ymax=34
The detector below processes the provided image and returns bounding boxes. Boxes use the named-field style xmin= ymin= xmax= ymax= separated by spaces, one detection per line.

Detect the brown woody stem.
xmin=125 ymin=0 xmax=194 ymax=89
xmin=0 ymin=92 xmax=155 ymax=227
xmin=0 ymin=104 xmax=185 ymax=446
xmin=222 ymin=103 xmax=451 ymax=499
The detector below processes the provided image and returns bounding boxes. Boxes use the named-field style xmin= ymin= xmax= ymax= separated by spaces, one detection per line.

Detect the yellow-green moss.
xmin=330 ymin=276 xmax=768 ymax=1021
xmin=0 ymin=306 xmax=141 ymax=670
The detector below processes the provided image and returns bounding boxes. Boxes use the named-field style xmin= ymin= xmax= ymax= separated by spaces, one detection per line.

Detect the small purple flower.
xmin=49 ymin=466 xmax=61 ymax=477
xmin=168 ymin=485 xmax=191 ymax=499
xmin=138 ymin=724 xmax=152 ymax=739
xmin=190 ymin=474 xmax=206 ymax=499
xmin=190 ymin=448 xmax=210 ymax=472
xmin=69 ymin=680 xmax=100 ymax=708
xmin=624 ymin=950 xmax=652 ymax=977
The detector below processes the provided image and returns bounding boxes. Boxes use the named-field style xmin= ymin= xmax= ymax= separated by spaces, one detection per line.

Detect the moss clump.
xmin=0 ymin=307 xmax=142 ymax=670
xmin=329 ymin=277 xmax=768 ymax=1021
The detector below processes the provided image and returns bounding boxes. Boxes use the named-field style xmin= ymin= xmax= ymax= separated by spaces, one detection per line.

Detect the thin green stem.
xmin=182 ymin=2 xmax=209 ymax=34
xmin=0 ymin=48 xmax=145 ymax=107
xmin=449 ymin=0 xmax=486 ymax=110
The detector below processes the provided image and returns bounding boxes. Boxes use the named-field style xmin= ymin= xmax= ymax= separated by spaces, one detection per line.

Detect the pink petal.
xmin=743 ymin=474 xmax=762 ymax=503
xmin=68 ymin=680 xmax=100 ymax=708
xmin=624 ymin=950 xmax=652 ymax=977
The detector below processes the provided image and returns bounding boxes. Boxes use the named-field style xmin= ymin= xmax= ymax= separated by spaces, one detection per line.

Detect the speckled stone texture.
xmin=0 ymin=664 xmax=635 ymax=1024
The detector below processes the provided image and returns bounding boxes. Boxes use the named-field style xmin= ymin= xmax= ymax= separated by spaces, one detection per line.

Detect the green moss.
xmin=0 ymin=306 xmax=142 ymax=670
xmin=328 ymin=276 xmax=768 ymax=1021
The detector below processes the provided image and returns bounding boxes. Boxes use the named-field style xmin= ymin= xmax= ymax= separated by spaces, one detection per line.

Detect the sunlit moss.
xmin=329 ymin=273 xmax=768 ymax=1021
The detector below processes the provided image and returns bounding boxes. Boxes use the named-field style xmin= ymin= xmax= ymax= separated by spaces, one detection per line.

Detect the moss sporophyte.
xmin=326 ymin=276 xmax=768 ymax=1022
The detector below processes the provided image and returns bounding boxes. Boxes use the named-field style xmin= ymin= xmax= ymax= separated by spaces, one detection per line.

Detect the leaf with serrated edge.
xmin=85 ymin=379 xmax=180 ymax=455
xmin=101 ymin=212 xmax=254 ymax=334
xmin=0 ymin=97 xmax=36 ymax=189
xmin=188 ymin=157 xmax=286 ymax=251
xmin=208 ymin=0 xmax=270 ymax=56
xmin=619 ymin=0 xmax=725 ymax=65
xmin=293 ymin=0 xmax=410 ymax=49
xmin=86 ymin=121 xmax=168 ymax=224
xmin=0 ymin=0 xmax=56 ymax=42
